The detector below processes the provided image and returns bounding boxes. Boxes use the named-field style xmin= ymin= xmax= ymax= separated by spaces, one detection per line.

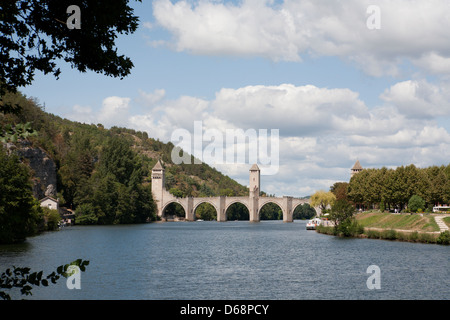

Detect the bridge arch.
xmin=193 ymin=199 xmax=219 ymax=214
xmin=258 ymin=200 xmax=285 ymax=220
xmin=162 ymin=200 xmax=187 ymax=220
xmin=292 ymin=202 xmax=317 ymax=220
xmin=193 ymin=200 xmax=219 ymax=221
xmin=225 ymin=201 xmax=250 ymax=221
xmin=225 ymin=199 xmax=250 ymax=213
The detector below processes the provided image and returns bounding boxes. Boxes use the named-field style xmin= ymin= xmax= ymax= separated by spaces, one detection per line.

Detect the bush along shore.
xmin=316 ymin=213 xmax=450 ymax=245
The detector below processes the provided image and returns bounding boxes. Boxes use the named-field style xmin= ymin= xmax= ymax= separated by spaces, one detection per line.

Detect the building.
xmin=39 ymin=196 xmax=59 ymax=211
xmin=351 ymin=160 xmax=363 ymax=178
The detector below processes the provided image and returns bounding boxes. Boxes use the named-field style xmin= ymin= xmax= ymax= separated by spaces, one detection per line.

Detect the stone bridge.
xmin=152 ymin=161 xmax=315 ymax=222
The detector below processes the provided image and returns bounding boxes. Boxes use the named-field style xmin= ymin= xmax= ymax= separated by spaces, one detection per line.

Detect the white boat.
xmin=306 ymin=218 xmax=322 ymax=230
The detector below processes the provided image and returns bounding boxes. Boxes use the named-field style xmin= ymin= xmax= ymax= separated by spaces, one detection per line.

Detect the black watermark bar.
xmin=3 ymin=300 xmax=447 ymax=319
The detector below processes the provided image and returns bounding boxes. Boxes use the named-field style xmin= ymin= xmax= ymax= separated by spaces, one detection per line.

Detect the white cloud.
xmin=152 ymin=0 xmax=303 ymax=61
xmin=380 ymin=79 xmax=450 ymax=118
xmin=412 ymin=52 xmax=450 ymax=76
xmin=68 ymin=105 xmax=96 ymax=124
xmin=98 ymin=96 xmax=131 ymax=128
xmin=210 ymin=84 xmax=368 ymax=136
xmin=136 ymin=89 xmax=166 ymax=107
xmin=349 ymin=126 xmax=450 ymax=148
xmin=66 ymin=96 xmax=131 ymax=128
xmin=68 ymin=82 xmax=450 ymax=197
xmin=151 ymin=0 xmax=450 ymax=77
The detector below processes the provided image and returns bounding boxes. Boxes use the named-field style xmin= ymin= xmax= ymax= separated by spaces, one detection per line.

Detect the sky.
xmin=21 ymin=0 xmax=450 ymax=197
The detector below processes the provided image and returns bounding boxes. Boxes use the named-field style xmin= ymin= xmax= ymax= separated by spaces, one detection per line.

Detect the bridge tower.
xmin=151 ymin=160 xmax=165 ymax=217
xmin=249 ymin=164 xmax=260 ymax=222
xmin=249 ymin=163 xmax=260 ymax=196
xmin=351 ymin=160 xmax=363 ymax=178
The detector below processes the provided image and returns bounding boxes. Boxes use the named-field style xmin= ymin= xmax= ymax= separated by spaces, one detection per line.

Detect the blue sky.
xmin=21 ymin=0 xmax=450 ymax=197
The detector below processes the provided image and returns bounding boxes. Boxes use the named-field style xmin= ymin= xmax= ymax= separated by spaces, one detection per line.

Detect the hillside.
xmin=1 ymin=91 xmax=249 ymax=223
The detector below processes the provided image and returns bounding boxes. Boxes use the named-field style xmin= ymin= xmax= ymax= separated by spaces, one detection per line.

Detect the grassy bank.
xmin=316 ymin=211 xmax=450 ymax=245
xmin=355 ymin=211 xmax=441 ymax=232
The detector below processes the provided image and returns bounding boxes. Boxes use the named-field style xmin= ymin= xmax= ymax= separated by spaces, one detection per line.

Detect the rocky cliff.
xmin=6 ymin=141 xmax=57 ymax=200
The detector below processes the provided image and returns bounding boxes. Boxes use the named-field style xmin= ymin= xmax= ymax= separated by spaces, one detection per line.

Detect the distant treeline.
xmin=346 ymin=164 xmax=450 ymax=211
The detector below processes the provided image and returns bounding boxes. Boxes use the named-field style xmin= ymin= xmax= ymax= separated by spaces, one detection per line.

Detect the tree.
xmin=199 ymin=183 xmax=214 ymax=197
xmin=330 ymin=199 xmax=355 ymax=226
xmin=426 ymin=166 xmax=447 ymax=206
xmin=42 ymin=207 xmax=61 ymax=231
xmin=408 ymin=195 xmax=425 ymax=213
xmin=1 ymin=1 xmax=140 ymax=142
xmin=98 ymin=137 xmax=137 ymax=186
xmin=329 ymin=199 xmax=359 ymax=237
xmin=0 ymin=147 xmax=43 ymax=244
xmin=392 ymin=166 xmax=410 ymax=210
xmin=169 ymin=187 xmax=185 ymax=198
xmin=310 ymin=190 xmax=336 ymax=211
xmin=74 ymin=203 xmax=98 ymax=225
xmin=0 ymin=0 xmax=139 ymax=99
xmin=330 ymin=182 xmax=349 ymax=201
xmin=348 ymin=172 xmax=366 ymax=209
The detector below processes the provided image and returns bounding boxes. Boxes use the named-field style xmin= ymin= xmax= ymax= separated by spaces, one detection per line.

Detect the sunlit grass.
xmin=355 ymin=211 xmax=440 ymax=232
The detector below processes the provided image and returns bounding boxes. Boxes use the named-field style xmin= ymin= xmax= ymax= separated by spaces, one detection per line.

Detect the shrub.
xmin=396 ymin=232 xmax=409 ymax=242
xmin=42 ymin=208 xmax=61 ymax=231
xmin=409 ymin=231 xmax=419 ymax=242
xmin=437 ymin=231 xmax=450 ymax=245
xmin=316 ymin=225 xmax=334 ymax=235
xmin=379 ymin=201 xmax=385 ymax=212
xmin=366 ymin=230 xmax=381 ymax=239
xmin=408 ymin=195 xmax=425 ymax=213
xmin=418 ymin=232 xmax=437 ymax=244
xmin=382 ymin=229 xmax=398 ymax=240
xmin=75 ymin=203 xmax=98 ymax=225
xmin=333 ymin=218 xmax=363 ymax=237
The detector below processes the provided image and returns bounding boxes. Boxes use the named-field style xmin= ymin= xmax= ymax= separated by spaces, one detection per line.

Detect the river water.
xmin=0 ymin=220 xmax=448 ymax=300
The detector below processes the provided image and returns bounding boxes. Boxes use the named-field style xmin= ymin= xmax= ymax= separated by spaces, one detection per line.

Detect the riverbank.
xmin=316 ymin=211 xmax=450 ymax=245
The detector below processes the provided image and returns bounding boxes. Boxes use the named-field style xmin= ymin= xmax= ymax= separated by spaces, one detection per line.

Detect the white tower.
xmin=151 ymin=160 xmax=165 ymax=217
xmin=249 ymin=163 xmax=260 ymax=197
xmin=249 ymin=164 xmax=260 ymax=222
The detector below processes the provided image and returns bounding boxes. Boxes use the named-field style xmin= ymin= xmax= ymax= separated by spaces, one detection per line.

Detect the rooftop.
xmin=152 ymin=160 xmax=164 ymax=170
xmin=352 ymin=160 xmax=363 ymax=170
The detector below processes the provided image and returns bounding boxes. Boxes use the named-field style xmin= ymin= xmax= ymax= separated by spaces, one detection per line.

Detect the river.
xmin=0 ymin=220 xmax=448 ymax=300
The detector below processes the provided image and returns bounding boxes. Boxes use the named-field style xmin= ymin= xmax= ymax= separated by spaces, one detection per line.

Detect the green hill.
xmin=1 ymin=91 xmax=248 ymax=223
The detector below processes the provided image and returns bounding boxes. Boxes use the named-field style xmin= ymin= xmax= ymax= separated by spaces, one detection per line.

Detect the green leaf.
xmin=56 ymin=265 xmax=63 ymax=274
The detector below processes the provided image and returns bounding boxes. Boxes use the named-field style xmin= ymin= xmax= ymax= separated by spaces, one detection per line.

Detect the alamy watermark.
xmin=170 ymin=121 xmax=279 ymax=175
xmin=66 ymin=265 xmax=82 ymax=290
xmin=366 ymin=5 xmax=381 ymax=30
xmin=67 ymin=5 xmax=81 ymax=29
xmin=366 ymin=265 xmax=381 ymax=290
